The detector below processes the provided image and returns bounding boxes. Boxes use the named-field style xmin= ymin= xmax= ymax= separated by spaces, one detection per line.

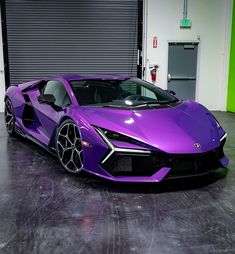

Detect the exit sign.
xmin=180 ymin=19 xmax=192 ymax=29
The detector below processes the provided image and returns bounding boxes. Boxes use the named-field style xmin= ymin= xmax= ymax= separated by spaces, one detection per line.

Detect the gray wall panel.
xmin=5 ymin=0 xmax=138 ymax=83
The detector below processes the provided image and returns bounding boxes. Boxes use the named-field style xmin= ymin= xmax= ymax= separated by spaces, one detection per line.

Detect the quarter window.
xmin=43 ymin=80 xmax=71 ymax=108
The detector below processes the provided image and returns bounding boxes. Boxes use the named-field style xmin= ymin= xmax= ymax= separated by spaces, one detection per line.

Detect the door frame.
xmin=166 ymin=40 xmax=200 ymax=101
xmin=0 ymin=0 xmax=10 ymax=88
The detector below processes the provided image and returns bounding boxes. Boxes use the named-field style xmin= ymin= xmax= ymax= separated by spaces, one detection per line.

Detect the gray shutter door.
xmin=5 ymin=0 xmax=138 ymax=84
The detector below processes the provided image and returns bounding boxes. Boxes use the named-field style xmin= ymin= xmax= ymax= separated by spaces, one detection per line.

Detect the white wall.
xmin=143 ymin=0 xmax=232 ymax=111
xmin=0 ymin=10 xmax=5 ymax=112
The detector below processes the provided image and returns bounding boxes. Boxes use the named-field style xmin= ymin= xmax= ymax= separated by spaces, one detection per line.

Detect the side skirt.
xmin=15 ymin=125 xmax=57 ymax=157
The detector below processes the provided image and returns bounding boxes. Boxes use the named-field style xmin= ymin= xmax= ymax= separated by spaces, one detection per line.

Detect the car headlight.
xmin=99 ymin=128 xmax=136 ymax=143
xmin=208 ymin=114 xmax=227 ymax=142
xmin=215 ymin=118 xmax=222 ymax=129
xmin=94 ymin=127 xmax=151 ymax=164
xmin=215 ymin=118 xmax=221 ymax=128
xmin=94 ymin=127 xmax=151 ymax=149
xmin=209 ymin=114 xmax=221 ymax=129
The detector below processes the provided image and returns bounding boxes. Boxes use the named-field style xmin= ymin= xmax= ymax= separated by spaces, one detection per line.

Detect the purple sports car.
xmin=4 ymin=74 xmax=228 ymax=182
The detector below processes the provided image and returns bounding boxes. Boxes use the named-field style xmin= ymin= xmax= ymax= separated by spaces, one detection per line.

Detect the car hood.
xmin=78 ymin=101 xmax=222 ymax=154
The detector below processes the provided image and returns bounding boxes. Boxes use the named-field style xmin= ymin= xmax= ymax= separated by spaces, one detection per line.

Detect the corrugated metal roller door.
xmin=5 ymin=0 xmax=138 ymax=84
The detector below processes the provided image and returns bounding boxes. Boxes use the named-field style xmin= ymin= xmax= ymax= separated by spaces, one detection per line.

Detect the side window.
xmin=63 ymin=93 xmax=72 ymax=107
xmin=141 ymin=87 xmax=157 ymax=99
xmin=43 ymin=80 xmax=71 ymax=108
xmin=120 ymin=80 xmax=157 ymax=99
xmin=120 ymin=81 xmax=138 ymax=95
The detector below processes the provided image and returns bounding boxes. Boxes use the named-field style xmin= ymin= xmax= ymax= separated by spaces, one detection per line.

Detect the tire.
xmin=4 ymin=98 xmax=16 ymax=136
xmin=56 ymin=119 xmax=83 ymax=174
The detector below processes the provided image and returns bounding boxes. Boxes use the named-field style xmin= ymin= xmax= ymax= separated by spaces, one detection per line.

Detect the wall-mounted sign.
xmin=153 ymin=36 xmax=158 ymax=48
xmin=180 ymin=19 xmax=192 ymax=29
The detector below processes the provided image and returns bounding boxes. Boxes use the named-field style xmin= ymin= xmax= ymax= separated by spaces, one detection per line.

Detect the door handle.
xmin=169 ymin=76 xmax=196 ymax=80
xmin=167 ymin=73 xmax=171 ymax=82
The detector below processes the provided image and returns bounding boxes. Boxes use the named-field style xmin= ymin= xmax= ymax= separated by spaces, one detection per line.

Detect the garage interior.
xmin=0 ymin=0 xmax=235 ymax=253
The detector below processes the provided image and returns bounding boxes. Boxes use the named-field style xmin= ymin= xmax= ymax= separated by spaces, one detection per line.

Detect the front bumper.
xmin=95 ymin=137 xmax=229 ymax=182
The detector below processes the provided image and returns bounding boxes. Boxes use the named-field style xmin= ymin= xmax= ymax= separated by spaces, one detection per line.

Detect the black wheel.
xmin=4 ymin=98 xmax=16 ymax=136
xmin=56 ymin=119 xmax=83 ymax=174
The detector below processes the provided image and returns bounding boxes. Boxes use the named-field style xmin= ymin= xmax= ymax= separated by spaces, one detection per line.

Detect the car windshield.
xmin=69 ymin=78 xmax=178 ymax=108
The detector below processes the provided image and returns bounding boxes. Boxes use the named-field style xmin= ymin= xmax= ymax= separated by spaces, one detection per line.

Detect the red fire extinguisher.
xmin=150 ymin=65 xmax=159 ymax=81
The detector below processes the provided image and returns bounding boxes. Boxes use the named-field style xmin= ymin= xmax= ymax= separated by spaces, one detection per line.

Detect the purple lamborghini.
xmin=4 ymin=74 xmax=228 ymax=182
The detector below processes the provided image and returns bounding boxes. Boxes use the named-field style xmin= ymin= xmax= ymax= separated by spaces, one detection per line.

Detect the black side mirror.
xmin=38 ymin=94 xmax=56 ymax=105
xmin=166 ymin=90 xmax=176 ymax=96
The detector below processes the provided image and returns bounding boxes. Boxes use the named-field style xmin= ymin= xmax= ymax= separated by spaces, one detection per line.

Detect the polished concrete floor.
xmin=0 ymin=112 xmax=235 ymax=254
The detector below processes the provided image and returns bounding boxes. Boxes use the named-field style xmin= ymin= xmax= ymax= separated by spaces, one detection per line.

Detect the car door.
xmin=31 ymin=80 xmax=72 ymax=144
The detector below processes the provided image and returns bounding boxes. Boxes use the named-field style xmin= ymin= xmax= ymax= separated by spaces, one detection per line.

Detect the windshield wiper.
xmin=83 ymin=99 xmax=179 ymax=108
xmin=157 ymin=99 xmax=179 ymax=104
xmin=90 ymin=104 xmax=125 ymax=108
xmin=132 ymin=100 xmax=179 ymax=107
xmin=132 ymin=102 xmax=161 ymax=107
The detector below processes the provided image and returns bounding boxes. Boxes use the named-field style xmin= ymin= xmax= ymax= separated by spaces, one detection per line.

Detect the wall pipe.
xmin=183 ymin=0 xmax=188 ymax=19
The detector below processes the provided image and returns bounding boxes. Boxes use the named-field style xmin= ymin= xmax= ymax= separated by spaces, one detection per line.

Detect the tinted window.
xmin=43 ymin=80 xmax=71 ymax=108
xmin=69 ymin=78 xmax=178 ymax=108
xmin=63 ymin=93 xmax=72 ymax=107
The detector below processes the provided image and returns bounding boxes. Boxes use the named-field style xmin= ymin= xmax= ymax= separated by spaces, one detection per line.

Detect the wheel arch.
xmin=5 ymin=85 xmax=20 ymax=102
xmin=4 ymin=95 xmax=9 ymax=101
xmin=49 ymin=115 xmax=78 ymax=150
xmin=59 ymin=115 xmax=75 ymax=126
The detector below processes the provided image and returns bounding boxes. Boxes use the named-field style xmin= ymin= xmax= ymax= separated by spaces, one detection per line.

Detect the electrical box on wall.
xmin=180 ymin=19 xmax=192 ymax=28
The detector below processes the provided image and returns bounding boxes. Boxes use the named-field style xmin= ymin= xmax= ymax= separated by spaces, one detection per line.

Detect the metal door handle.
xmin=170 ymin=76 xmax=196 ymax=80
xmin=167 ymin=74 xmax=171 ymax=82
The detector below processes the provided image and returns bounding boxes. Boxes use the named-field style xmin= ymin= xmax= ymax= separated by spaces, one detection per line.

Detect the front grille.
xmin=102 ymin=152 xmax=168 ymax=176
xmin=166 ymin=141 xmax=225 ymax=178
xmin=101 ymin=141 xmax=225 ymax=177
xmin=166 ymin=151 xmax=221 ymax=178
